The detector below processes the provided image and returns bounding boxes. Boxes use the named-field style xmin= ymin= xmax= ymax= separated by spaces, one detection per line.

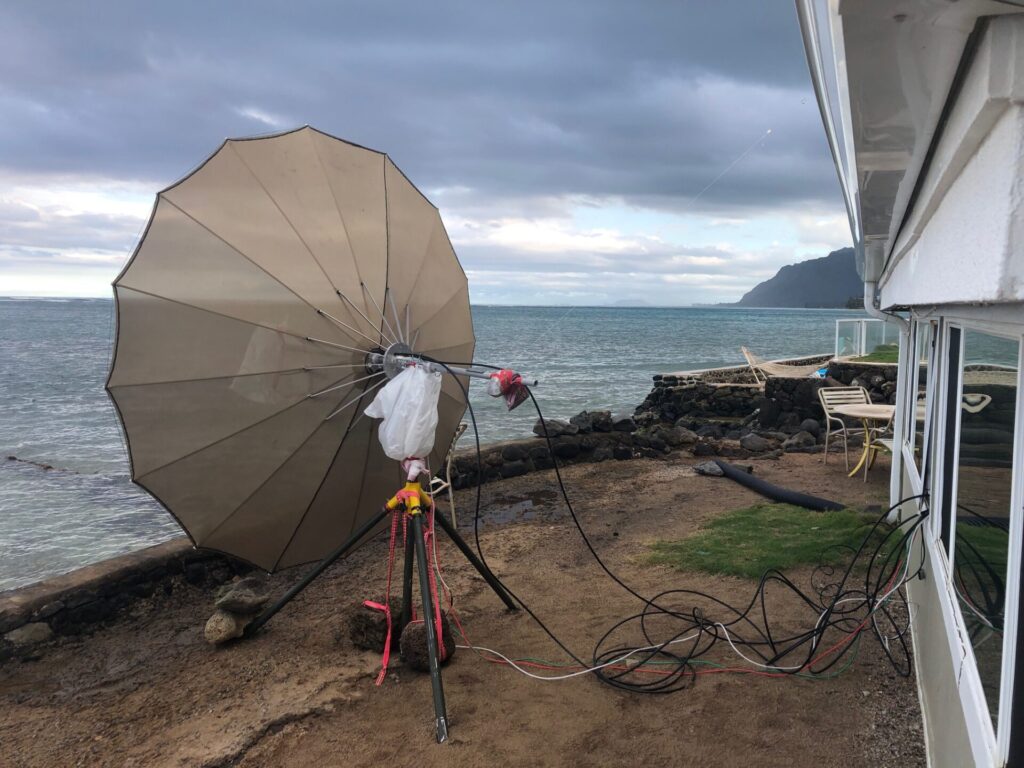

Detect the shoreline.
xmin=0 ymin=350 xmax=901 ymax=646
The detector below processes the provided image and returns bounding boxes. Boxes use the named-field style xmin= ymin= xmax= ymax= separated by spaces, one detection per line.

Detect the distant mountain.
xmin=731 ymin=247 xmax=859 ymax=308
xmin=612 ymin=298 xmax=651 ymax=307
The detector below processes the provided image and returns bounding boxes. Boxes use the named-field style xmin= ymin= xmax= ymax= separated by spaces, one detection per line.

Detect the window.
xmin=951 ymin=329 xmax=1020 ymax=729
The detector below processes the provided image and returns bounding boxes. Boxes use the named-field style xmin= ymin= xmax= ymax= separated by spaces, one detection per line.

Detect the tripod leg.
xmin=244 ymin=505 xmax=391 ymax=637
xmin=410 ymin=513 xmax=450 ymax=744
xmin=433 ymin=512 xmax=518 ymax=612
xmin=399 ymin=525 xmax=415 ymax=652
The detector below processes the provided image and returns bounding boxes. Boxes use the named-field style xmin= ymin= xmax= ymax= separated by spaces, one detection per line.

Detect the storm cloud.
xmin=0 ymin=1 xmax=849 ymax=302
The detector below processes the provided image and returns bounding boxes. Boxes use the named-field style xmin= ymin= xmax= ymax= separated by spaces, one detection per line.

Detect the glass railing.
xmin=835 ymin=318 xmax=897 ymax=360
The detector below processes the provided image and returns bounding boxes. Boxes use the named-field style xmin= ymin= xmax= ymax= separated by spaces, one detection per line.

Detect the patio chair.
xmin=818 ymin=386 xmax=870 ymax=471
xmin=429 ymin=422 xmax=468 ymax=526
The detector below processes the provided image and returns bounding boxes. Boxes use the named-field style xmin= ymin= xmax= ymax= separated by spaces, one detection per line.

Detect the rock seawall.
xmin=0 ymin=539 xmax=249 ymax=661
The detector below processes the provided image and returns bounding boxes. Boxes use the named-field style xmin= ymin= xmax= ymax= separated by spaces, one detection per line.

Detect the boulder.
xmin=532 ymin=418 xmax=578 ymax=437
xmin=612 ymin=415 xmax=637 ymax=433
xmin=693 ymin=441 xmax=718 ymax=457
xmin=693 ymin=461 xmax=724 ymax=477
xmin=590 ymin=411 xmax=614 ymax=432
xmin=204 ymin=609 xmax=249 ymax=645
xmin=215 ymin=576 xmax=271 ymax=615
xmin=400 ymin=616 xmax=456 ymax=672
xmin=593 ymin=446 xmax=614 ymax=462
xmin=799 ymin=418 xmax=821 ymax=437
xmin=612 ymin=445 xmax=633 ymax=460
xmin=739 ymin=433 xmax=773 ymax=453
xmin=659 ymin=426 xmax=697 ymax=447
xmin=569 ymin=411 xmax=595 ymax=434
xmin=782 ymin=431 xmax=818 ymax=452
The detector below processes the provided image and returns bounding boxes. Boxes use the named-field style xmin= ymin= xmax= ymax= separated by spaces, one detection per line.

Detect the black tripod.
xmin=244 ymin=480 xmax=517 ymax=743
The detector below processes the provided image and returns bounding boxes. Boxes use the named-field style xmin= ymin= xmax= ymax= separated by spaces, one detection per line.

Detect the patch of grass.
xmin=851 ymin=343 xmax=899 ymax=364
xmin=649 ymin=503 xmax=881 ymax=579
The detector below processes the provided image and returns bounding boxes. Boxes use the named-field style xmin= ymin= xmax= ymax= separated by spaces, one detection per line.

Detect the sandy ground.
xmin=0 ymin=452 xmax=926 ymax=768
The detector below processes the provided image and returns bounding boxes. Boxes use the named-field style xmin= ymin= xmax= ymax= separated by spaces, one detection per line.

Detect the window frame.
xmin=931 ymin=319 xmax=1024 ymax=764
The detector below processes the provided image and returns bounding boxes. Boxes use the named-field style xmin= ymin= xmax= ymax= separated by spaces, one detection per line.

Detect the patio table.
xmin=833 ymin=403 xmax=896 ymax=478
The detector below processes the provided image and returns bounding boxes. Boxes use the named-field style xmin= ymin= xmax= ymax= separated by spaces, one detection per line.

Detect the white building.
xmin=797 ymin=1 xmax=1024 ymax=765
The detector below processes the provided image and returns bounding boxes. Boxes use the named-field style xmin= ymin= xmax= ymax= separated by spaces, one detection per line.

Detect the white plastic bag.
xmin=364 ymin=365 xmax=443 ymax=461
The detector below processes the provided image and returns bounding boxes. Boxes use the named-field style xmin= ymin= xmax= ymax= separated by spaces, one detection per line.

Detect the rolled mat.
xmin=713 ymin=460 xmax=845 ymax=512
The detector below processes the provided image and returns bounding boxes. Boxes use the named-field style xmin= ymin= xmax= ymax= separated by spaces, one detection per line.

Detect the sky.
xmin=0 ymin=1 xmax=851 ymax=305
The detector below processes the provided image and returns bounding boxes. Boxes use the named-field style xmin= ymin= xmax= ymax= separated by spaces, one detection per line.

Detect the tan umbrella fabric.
xmin=107 ymin=126 xmax=474 ymax=571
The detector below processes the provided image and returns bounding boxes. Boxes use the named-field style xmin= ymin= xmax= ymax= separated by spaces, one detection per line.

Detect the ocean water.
xmin=0 ymin=298 xmax=864 ymax=590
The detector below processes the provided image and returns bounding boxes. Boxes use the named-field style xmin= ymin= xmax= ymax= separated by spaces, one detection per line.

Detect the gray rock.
xmin=593 ymin=446 xmax=614 ymax=462
xmin=799 ymin=418 xmax=821 ymax=437
xmin=590 ymin=411 xmax=614 ymax=432
xmin=611 ymin=415 xmax=637 ymax=433
xmin=612 ymin=445 xmax=633 ymax=460
xmin=656 ymin=425 xmax=697 ymax=447
xmin=693 ymin=441 xmax=717 ymax=457
xmin=215 ymin=577 xmax=271 ymax=615
xmin=693 ymin=461 xmax=724 ymax=477
xmin=739 ymin=433 xmax=773 ymax=452
xmin=532 ymin=418 xmax=578 ymax=437
xmin=777 ymin=412 xmax=801 ymax=431
xmin=4 ymin=622 xmax=53 ymax=646
xmin=204 ymin=610 xmax=249 ymax=645
xmin=782 ymin=431 xmax=818 ymax=452
xmin=569 ymin=411 xmax=595 ymax=433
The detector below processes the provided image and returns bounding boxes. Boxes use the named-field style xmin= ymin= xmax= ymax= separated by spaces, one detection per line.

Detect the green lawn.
xmin=649 ymin=503 xmax=885 ymax=579
xmin=851 ymin=343 xmax=899 ymax=364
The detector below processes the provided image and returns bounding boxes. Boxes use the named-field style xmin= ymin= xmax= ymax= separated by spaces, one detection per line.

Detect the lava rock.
xmin=653 ymin=425 xmax=697 ymax=447
xmin=783 ymin=431 xmax=818 ymax=452
xmin=799 ymin=418 xmax=821 ymax=437
xmin=612 ymin=445 xmax=633 ymax=460
xmin=739 ymin=433 xmax=773 ymax=453
xmin=693 ymin=441 xmax=717 ymax=457
xmin=215 ymin=576 xmax=271 ymax=615
xmin=611 ymin=415 xmax=637 ymax=432
xmin=400 ymin=616 xmax=456 ymax=672
xmin=532 ymin=418 xmax=578 ymax=437
xmin=592 ymin=446 xmax=614 ymax=462
xmin=590 ymin=411 xmax=614 ymax=432
xmin=569 ymin=411 xmax=595 ymax=433
xmin=693 ymin=461 xmax=724 ymax=477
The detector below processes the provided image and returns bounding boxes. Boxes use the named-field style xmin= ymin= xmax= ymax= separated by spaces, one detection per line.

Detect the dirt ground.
xmin=0 ymin=452 xmax=926 ymax=768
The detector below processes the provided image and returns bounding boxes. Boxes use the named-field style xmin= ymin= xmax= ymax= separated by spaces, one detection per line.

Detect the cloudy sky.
xmin=0 ymin=1 xmax=850 ymax=305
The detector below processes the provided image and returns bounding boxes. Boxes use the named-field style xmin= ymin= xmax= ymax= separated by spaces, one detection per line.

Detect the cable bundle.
xmin=424 ymin=354 xmax=927 ymax=691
